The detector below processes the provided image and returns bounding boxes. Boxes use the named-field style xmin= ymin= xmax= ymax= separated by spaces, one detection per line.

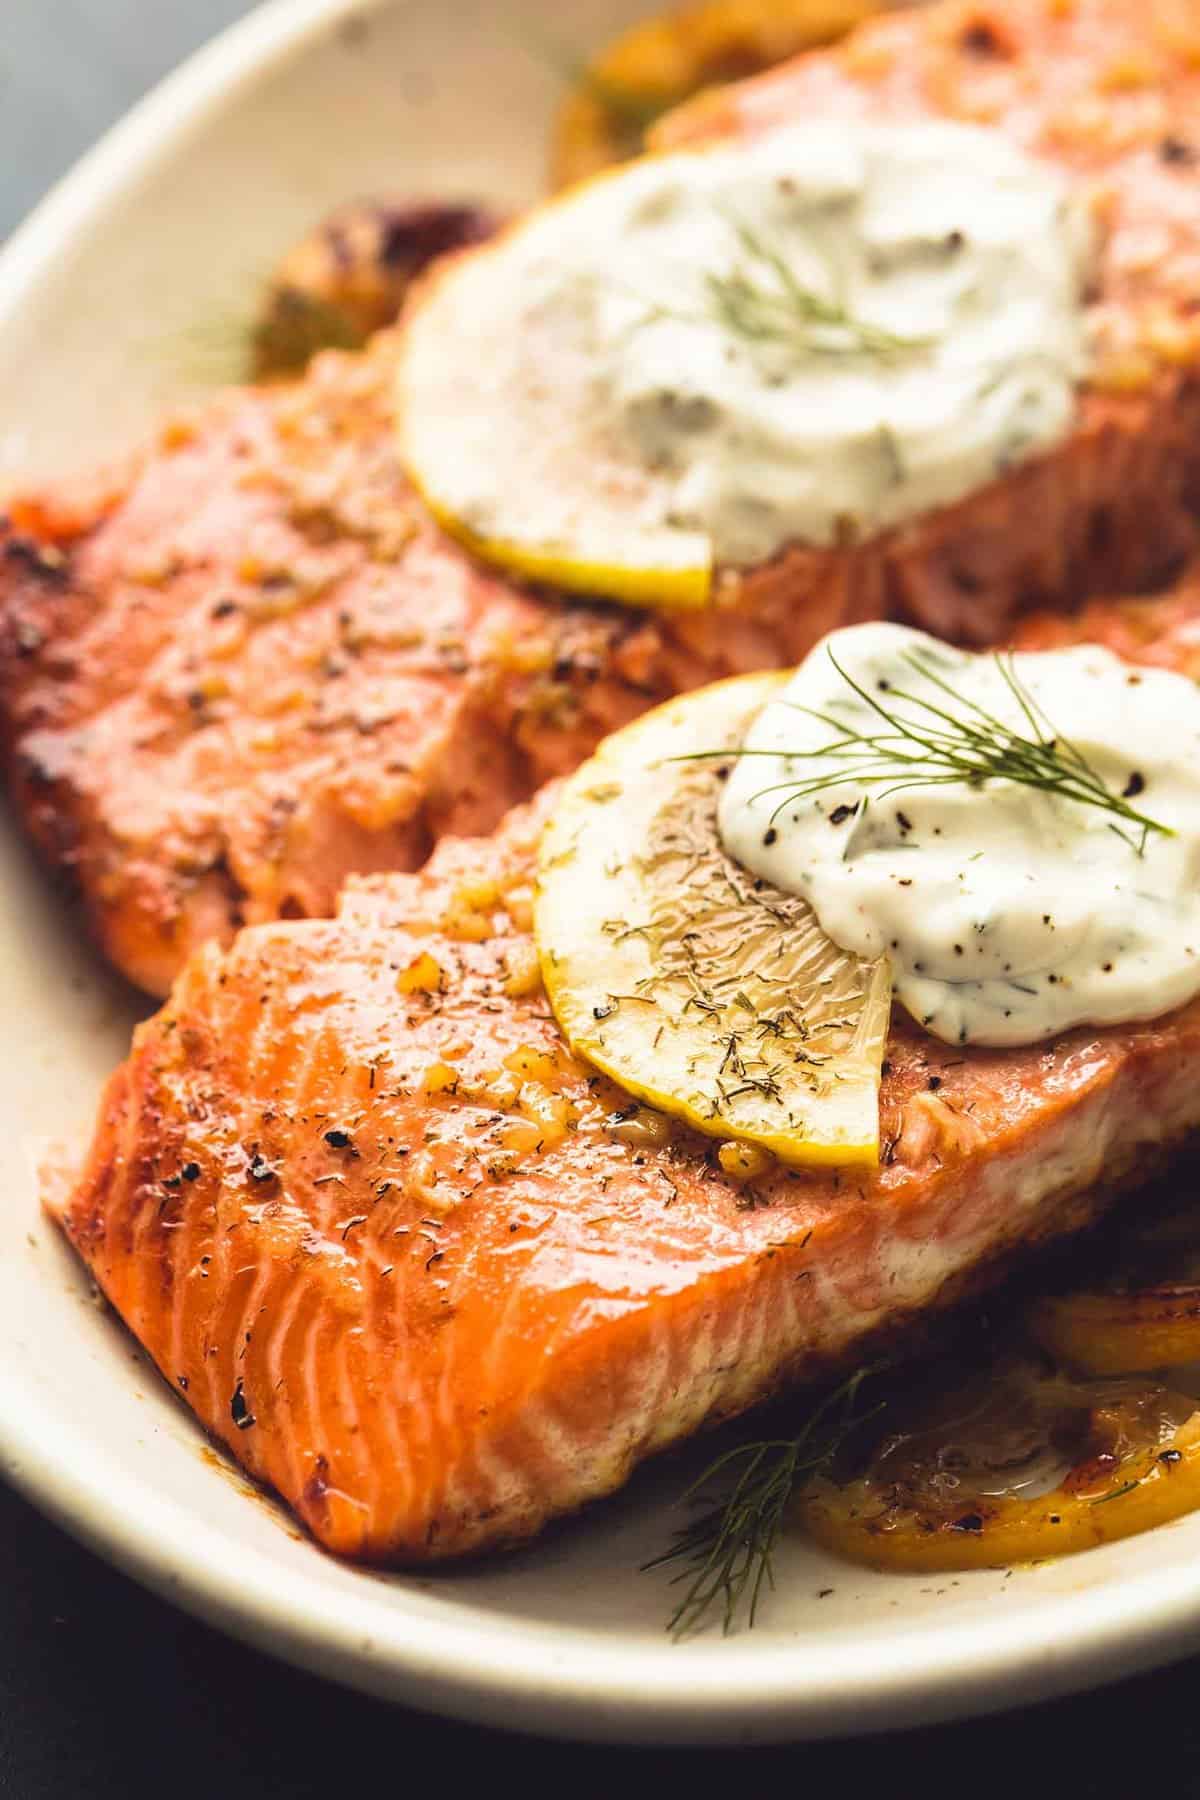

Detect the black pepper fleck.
xmin=961 ymin=20 xmax=1003 ymax=55
xmin=1161 ymin=135 xmax=1197 ymax=166
xmin=230 ymin=1379 xmax=256 ymax=1431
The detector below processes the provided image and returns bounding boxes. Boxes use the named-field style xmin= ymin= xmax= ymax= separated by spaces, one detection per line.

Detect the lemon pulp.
xmin=534 ymin=674 xmax=892 ymax=1167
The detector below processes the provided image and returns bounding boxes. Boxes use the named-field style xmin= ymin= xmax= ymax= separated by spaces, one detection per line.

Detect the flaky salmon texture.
xmin=50 ymin=580 xmax=1200 ymax=1563
xmin=5 ymin=0 xmax=1200 ymax=996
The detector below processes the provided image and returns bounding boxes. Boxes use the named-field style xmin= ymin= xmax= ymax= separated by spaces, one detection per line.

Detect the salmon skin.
xmin=5 ymin=0 xmax=1200 ymax=997
xmin=49 ymin=578 xmax=1200 ymax=1563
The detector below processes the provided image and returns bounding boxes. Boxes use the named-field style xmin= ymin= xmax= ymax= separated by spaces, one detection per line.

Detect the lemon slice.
xmin=414 ymin=486 xmax=710 ymax=611
xmin=535 ymin=674 xmax=892 ymax=1167
xmin=396 ymin=190 xmax=713 ymax=611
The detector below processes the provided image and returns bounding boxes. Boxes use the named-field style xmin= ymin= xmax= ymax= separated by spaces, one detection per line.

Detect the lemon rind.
xmin=415 ymin=481 xmax=713 ymax=610
xmin=534 ymin=674 xmax=891 ymax=1169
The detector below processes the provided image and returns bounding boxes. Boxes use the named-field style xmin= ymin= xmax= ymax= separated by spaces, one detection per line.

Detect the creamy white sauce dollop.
xmin=718 ymin=624 xmax=1200 ymax=1047
xmin=411 ymin=120 xmax=1094 ymax=571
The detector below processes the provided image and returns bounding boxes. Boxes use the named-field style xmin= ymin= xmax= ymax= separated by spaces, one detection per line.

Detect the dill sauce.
xmin=527 ymin=119 xmax=1092 ymax=562
xmin=718 ymin=624 xmax=1200 ymax=1048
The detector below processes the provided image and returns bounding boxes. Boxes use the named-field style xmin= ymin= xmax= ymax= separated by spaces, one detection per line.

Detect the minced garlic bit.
xmin=420 ymin=1061 xmax=460 ymax=1096
xmin=501 ymin=943 xmax=543 ymax=999
xmin=717 ymin=1140 xmax=775 ymax=1183
xmin=396 ymin=949 xmax=443 ymax=995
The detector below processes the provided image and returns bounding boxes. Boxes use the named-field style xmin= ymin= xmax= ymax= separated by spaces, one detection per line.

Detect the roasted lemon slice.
xmin=534 ymin=674 xmax=892 ymax=1167
xmin=395 ymin=187 xmax=713 ymax=612
xmin=551 ymin=0 xmax=886 ymax=190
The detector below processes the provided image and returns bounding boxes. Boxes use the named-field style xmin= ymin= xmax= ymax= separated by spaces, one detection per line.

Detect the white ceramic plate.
xmin=3 ymin=0 xmax=1200 ymax=1747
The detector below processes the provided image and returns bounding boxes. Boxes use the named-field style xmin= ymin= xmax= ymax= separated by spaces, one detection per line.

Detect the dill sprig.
xmin=622 ymin=212 xmax=932 ymax=361
xmin=705 ymin=214 xmax=931 ymax=360
xmin=690 ymin=644 xmax=1171 ymax=858
xmin=645 ymin=1365 xmax=885 ymax=1638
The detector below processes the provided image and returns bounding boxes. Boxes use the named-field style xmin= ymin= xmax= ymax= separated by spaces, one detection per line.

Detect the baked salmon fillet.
xmin=2 ymin=342 xmax=849 ymax=996
xmin=0 ymin=341 xmax=891 ymax=998
xmin=6 ymin=0 xmax=1200 ymax=999
xmin=48 ymin=578 xmax=1200 ymax=1563
xmin=655 ymin=0 xmax=1200 ymax=621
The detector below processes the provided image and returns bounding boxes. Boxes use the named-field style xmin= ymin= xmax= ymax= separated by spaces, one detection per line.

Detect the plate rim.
xmin=7 ymin=1312 xmax=1200 ymax=1744
xmin=3 ymin=0 xmax=1200 ymax=1745
xmin=0 ymin=0 xmax=355 ymax=330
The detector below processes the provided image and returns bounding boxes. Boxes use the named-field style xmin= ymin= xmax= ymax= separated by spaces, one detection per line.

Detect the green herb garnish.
xmin=623 ymin=211 xmax=933 ymax=362
xmin=703 ymin=213 xmax=932 ymax=361
xmin=1091 ymin=1477 xmax=1142 ymax=1506
xmin=689 ymin=644 xmax=1171 ymax=858
xmin=645 ymin=1364 xmax=885 ymax=1638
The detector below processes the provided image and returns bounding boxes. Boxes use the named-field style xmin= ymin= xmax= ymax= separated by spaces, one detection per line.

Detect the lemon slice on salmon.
xmin=534 ymin=674 xmax=892 ymax=1167
xmin=395 ymin=180 xmax=713 ymax=611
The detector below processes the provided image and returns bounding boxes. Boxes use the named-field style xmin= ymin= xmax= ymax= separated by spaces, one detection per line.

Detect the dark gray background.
xmin=2 ymin=0 xmax=254 ymax=240
xmin=3 ymin=2 xmax=1200 ymax=1792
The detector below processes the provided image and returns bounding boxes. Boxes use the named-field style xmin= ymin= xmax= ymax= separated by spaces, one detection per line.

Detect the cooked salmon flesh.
xmin=47 ymin=576 xmax=1200 ymax=1561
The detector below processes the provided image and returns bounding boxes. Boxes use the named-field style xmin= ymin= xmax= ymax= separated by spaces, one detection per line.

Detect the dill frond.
xmin=686 ymin=644 xmax=1170 ymax=856
xmin=704 ymin=213 xmax=930 ymax=360
xmin=645 ymin=1364 xmax=885 ymax=1638
xmin=619 ymin=210 xmax=934 ymax=362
